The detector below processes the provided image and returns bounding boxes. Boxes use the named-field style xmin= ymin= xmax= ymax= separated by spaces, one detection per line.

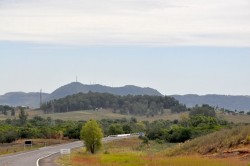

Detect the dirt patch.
xmin=206 ymin=144 xmax=250 ymax=165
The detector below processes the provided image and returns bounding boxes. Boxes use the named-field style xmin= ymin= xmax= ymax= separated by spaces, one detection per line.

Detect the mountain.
xmin=0 ymin=82 xmax=162 ymax=108
xmin=49 ymin=82 xmax=162 ymax=100
xmin=172 ymin=94 xmax=250 ymax=111
xmin=0 ymin=92 xmax=49 ymax=107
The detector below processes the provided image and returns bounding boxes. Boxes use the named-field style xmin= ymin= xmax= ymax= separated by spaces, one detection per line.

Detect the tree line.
xmin=41 ymin=92 xmax=186 ymax=116
xmin=1 ymin=104 xmax=229 ymax=145
xmin=0 ymin=105 xmax=15 ymax=116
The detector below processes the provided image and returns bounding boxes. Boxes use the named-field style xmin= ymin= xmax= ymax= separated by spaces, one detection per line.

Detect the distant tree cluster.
xmin=189 ymin=104 xmax=216 ymax=117
xmin=0 ymin=105 xmax=15 ymax=116
xmin=145 ymin=115 xmax=228 ymax=143
xmin=41 ymin=92 xmax=187 ymax=116
xmin=0 ymin=110 xmax=147 ymax=144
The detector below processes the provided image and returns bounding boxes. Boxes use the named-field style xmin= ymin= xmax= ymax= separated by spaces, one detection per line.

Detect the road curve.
xmin=0 ymin=136 xmax=134 ymax=166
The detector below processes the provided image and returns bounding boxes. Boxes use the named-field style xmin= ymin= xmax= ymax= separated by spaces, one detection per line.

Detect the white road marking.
xmin=36 ymin=152 xmax=58 ymax=166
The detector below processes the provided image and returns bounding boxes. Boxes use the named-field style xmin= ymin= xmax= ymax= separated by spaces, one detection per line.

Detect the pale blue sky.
xmin=1 ymin=42 xmax=250 ymax=95
xmin=0 ymin=0 xmax=250 ymax=95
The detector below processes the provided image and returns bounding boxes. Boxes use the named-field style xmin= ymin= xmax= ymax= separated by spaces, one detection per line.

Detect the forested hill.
xmin=172 ymin=94 xmax=250 ymax=111
xmin=41 ymin=92 xmax=186 ymax=116
xmin=48 ymin=82 xmax=162 ymax=100
xmin=0 ymin=82 xmax=162 ymax=108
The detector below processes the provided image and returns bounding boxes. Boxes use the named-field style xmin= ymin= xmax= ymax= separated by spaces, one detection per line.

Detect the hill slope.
xmin=166 ymin=125 xmax=250 ymax=156
xmin=172 ymin=94 xmax=250 ymax=111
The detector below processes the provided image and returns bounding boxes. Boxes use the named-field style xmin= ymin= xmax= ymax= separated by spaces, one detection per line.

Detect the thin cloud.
xmin=0 ymin=0 xmax=249 ymax=46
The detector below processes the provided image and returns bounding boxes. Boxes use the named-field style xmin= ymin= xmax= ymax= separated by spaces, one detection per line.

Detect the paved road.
xmin=0 ymin=136 xmax=133 ymax=166
xmin=39 ymin=153 xmax=60 ymax=166
xmin=0 ymin=141 xmax=82 ymax=166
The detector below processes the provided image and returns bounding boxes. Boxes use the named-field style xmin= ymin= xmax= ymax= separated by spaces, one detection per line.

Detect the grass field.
xmin=2 ymin=108 xmax=250 ymax=123
xmin=20 ymin=109 xmax=184 ymax=122
xmin=217 ymin=112 xmax=250 ymax=124
xmin=58 ymin=138 xmax=249 ymax=166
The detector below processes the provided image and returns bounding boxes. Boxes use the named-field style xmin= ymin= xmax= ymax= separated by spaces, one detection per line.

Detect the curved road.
xmin=0 ymin=136 xmax=133 ymax=166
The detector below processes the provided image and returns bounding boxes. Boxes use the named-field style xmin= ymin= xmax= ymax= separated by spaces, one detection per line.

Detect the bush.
xmin=189 ymin=104 xmax=216 ymax=117
xmin=189 ymin=116 xmax=218 ymax=128
xmin=139 ymin=136 xmax=149 ymax=144
xmin=4 ymin=131 xmax=18 ymax=143
xmin=108 ymin=124 xmax=124 ymax=135
xmin=0 ymin=125 xmax=18 ymax=143
xmin=165 ymin=127 xmax=191 ymax=143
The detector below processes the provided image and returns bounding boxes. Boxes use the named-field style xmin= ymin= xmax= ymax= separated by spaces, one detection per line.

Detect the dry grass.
xmin=217 ymin=112 xmax=250 ymax=124
xmin=166 ymin=125 xmax=250 ymax=156
xmin=58 ymin=138 xmax=249 ymax=166
xmin=12 ymin=109 xmax=183 ymax=122
xmin=2 ymin=109 xmax=250 ymax=124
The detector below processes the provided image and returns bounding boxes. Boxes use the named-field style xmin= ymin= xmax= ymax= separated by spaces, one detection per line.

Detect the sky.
xmin=0 ymin=0 xmax=250 ymax=95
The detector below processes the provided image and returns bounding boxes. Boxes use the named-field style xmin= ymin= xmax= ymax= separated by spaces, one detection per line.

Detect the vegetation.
xmin=0 ymin=105 xmax=15 ymax=116
xmin=1 ymin=103 xmax=250 ymax=165
xmin=166 ymin=124 xmax=250 ymax=156
xmin=80 ymin=120 xmax=103 ymax=154
xmin=58 ymin=138 xmax=248 ymax=166
xmin=41 ymin=92 xmax=186 ymax=116
xmin=145 ymin=114 xmax=227 ymax=143
xmin=189 ymin=104 xmax=216 ymax=117
xmin=18 ymin=108 xmax=28 ymax=126
xmin=0 ymin=104 xmax=229 ymax=145
xmin=0 ymin=112 xmax=85 ymax=143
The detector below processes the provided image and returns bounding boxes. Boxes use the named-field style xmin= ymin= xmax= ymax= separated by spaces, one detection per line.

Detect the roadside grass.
xmin=58 ymin=137 xmax=248 ymax=166
xmin=0 ymin=139 xmax=70 ymax=156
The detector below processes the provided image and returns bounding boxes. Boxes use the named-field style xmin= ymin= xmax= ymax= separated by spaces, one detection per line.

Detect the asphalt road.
xmin=0 ymin=136 xmax=134 ymax=166
xmin=39 ymin=153 xmax=60 ymax=166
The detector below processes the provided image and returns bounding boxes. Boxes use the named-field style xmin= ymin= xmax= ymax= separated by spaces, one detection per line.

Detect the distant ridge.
xmin=0 ymin=82 xmax=162 ymax=108
xmin=0 ymin=92 xmax=49 ymax=107
xmin=172 ymin=94 xmax=250 ymax=112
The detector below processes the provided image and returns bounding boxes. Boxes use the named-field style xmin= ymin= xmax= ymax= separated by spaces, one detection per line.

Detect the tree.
xmin=164 ymin=126 xmax=191 ymax=143
xmin=19 ymin=108 xmax=28 ymax=126
xmin=122 ymin=124 xmax=132 ymax=134
xmin=11 ymin=109 xmax=15 ymax=116
xmin=80 ymin=120 xmax=103 ymax=154
xmin=180 ymin=113 xmax=190 ymax=127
